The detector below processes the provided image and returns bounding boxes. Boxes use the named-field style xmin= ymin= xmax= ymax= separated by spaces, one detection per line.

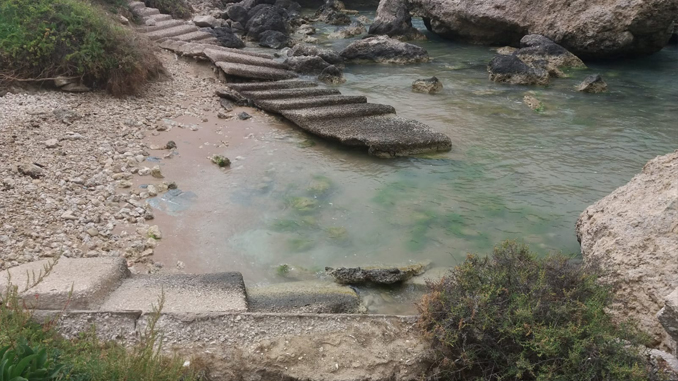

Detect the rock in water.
xmin=522 ymin=95 xmax=542 ymax=111
xmin=284 ymin=56 xmax=331 ymax=74
xmin=576 ymin=151 xmax=678 ymax=349
xmin=577 ymin=74 xmax=608 ymax=93
xmin=487 ymin=54 xmax=550 ymax=85
xmin=326 ymin=264 xmax=427 ymax=285
xmin=318 ymin=65 xmax=346 ymax=84
xmin=406 ymin=0 xmax=677 ymax=58
xmin=513 ymin=34 xmax=586 ymax=77
xmin=245 ymin=5 xmax=289 ymax=40
xmin=369 ymin=0 xmax=426 ymax=40
xmin=328 ymin=21 xmax=366 ymax=39
xmin=288 ymin=43 xmax=343 ymax=65
xmin=340 ymin=35 xmax=429 ymax=64
xmin=412 ymin=77 xmax=442 ymax=93
xmin=259 ymin=30 xmax=289 ymax=48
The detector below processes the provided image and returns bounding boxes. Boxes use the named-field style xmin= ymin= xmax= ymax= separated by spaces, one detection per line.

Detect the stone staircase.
xmin=128 ymin=1 xmax=219 ymax=45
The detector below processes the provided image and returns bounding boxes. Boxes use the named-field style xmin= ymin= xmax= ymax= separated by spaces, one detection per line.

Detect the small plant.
xmin=210 ymin=155 xmax=231 ymax=168
xmin=419 ymin=241 xmax=664 ymax=381
xmin=0 ymin=342 xmax=64 ymax=381
xmin=275 ymin=264 xmax=290 ymax=277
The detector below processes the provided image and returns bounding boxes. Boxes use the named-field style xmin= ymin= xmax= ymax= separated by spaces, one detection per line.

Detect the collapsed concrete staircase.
xmin=129 ymin=1 xmax=219 ymax=45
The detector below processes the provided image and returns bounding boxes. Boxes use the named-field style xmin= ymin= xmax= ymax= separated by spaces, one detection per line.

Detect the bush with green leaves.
xmin=0 ymin=0 xmax=162 ymax=95
xmin=0 ymin=342 xmax=63 ymax=381
xmin=419 ymin=241 xmax=666 ymax=381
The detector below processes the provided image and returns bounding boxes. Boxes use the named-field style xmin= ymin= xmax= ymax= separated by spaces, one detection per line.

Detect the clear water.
xmin=157 ymin=15 xmax=678 ymax=299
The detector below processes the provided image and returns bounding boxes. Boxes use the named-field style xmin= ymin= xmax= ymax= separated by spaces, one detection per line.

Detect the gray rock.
xmin=258 ymin=30 xmax=289 ymax=48
xmin=238 ymin=112 xmax=252 ymax=120
xmin=288 ymin=43 xmax=343 ymax=65
xmin=247 ymin=280 xmax=360 ymax=313
xmin=297 ymin=24 xmax=316 ymax=35
xmin=284 ymin=55 xmax=331 ymax=74
xmin=576 ymin=151 xmax=678 ymax=349
xmin=53 ymin=76 xmax=78 ymax=88
xmin=44 ymin=138 xmax=60 ymax=148
xmin=245 ymin=5 xmax=289 ymax=40
xmin=318 ymin=65 xmax=345 ymax=84
xmin=193 ymin=15 xmax=218 ymax=27
xmin=217 ymin=88 xmax=249 ymax=105
xmin=328 ymin=21 xmax=366 ymax=39
xmin=326 ymin=263 xmax=427 ymax=285
xmin=220 ymin=98 xmax=235 ymax=111
xmin=487 ymin=54 xmax=550 ymax=85
xmin=17 ymin=162 xmax=44 ymax=178
xmin=658 ymin=288 xmax=678 ymax=345
xmin=577 ymin=74 xmax=608 ymax=93
xmin=407 ymin=0 xmax=678 ymax=58
xmin=513 ymin=34 xmax=586 ymax=77
xmin=61 ymin=82 xmax=91 ymax=93
xmin=369 ymin=0 xmax=425 ymax=40
xmin=412 ymin=77 xmax=442 ymax=93
xmin=209 ymin=27 xmax=246 ymax=48
xmin=226 ymin=4 xmax=249 ymax=26
xmin=340 ymin=35 xmax=429 ymax=64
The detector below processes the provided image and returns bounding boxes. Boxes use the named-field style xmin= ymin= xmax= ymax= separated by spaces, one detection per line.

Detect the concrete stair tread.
xmin=145 ymin=14 xmax=172 ymax=23
xmin=205 ymin=48 xmax=290 ymax=70
xmin=226 ymin=81 xmax=317 ymax=92
xmin=173 ymin=30 xmax=214 ymax=42
xmin=146 ymin=24 xmax=198 ymax=40
xmin=215 ymin=61 xmax=298 ymax=81
xmin=256 ymin=95 xmax=368 ymax=112
xmin=101 ymin=273 xmax=248 ymax=313
xmin=285 ymin=114 xmax=453 ymax=157
xmin=281 ymin=103 xmax=395 ymax=121
xmin=136 ymin=7 xmax=160 ymax=16
xmin=240 ymin=88 xmax=340 ymax=100
xmin=139 ymin=19 xmax=185 ymax=33
xmin=129 ymin=1 xmax=145 ymax=10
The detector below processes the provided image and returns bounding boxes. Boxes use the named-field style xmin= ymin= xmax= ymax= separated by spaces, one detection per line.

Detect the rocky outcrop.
xmin=259 ymin=30 xmax=289 ymax=48
xmin=245 ymin=5 xmax=289 ymax=40
xmin=407 ymin=0 xmax=678 ymax=58
xmin=576 ymin=151 xmax=678 ymax=349
xmin=208 ymin=27 xmax=246 ymax=48
xmin=658 ymin=288 xmax=678 ymax=347
xmin=315 ymin=0 xmax=352 ymax=25
xmin=487 ymin=54 xmax=549 ymax=85
xmin=340 ymin=36 xmax=429 ymax=63
xmin=288 ymin=43 xmax=344 ymax=65
xmin=577 ymin=74 xmax=608 ymax=93
xmin=369 ymin=0 xmax=426 ymax=40
xmin=412 ymin=77 xmax=442 ymax=93
xmin=513 ymin=34 xmax=585 ymax=77
xmin=326 ymin=264 xmax=427 ymax=285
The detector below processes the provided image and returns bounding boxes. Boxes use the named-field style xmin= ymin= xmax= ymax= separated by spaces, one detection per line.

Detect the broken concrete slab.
xmin=226 ymin=80 xmax=318 ymax=92
xmin=101 ymin=273 xmax=248 ymax=313
xmin=173 ymin=30 xmax=214 ymax=42
xmin=240 ymin=88 xmax=342 ymax=100
xmin=0 ymin=257 xmax=130 ymax=310
xmin=139 ymin=19 xmax=184 ymax=33
xmin=204 ymin=48 xmax=291 ymax=70
xmin=281 ymin=103 xmax=396 ymax=121
xmin=255 ymin=95 xmax=367 ymax=112
xmin=247 ymin=281 xmax=360 ymax=313
xmin=146 ymin=24 xmax=198 ymax=40
xmin=215 ymin=61 xmax=298 ymax=81
xmin=284 ymin=114 xmax=452 ymax=158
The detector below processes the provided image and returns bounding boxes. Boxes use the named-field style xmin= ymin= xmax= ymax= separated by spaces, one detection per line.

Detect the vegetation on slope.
xmin=143 ymin=0 xmax=193 ymax=20
xmin=0 ymin=0 xmax=163 ymax=95
xmin=419 ymin=241 xmax=669 ymax=381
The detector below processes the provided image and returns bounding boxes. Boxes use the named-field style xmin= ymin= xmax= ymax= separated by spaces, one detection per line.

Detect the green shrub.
xmin=0 ymin=341 xmax=64 ymax=381
xmin=0 ymin=0 xmax=163 ymax=95
xmin=419 ymin=241 xmax=664 ymax=381
xmin=143 ymin=0 xmax=192 ymax=19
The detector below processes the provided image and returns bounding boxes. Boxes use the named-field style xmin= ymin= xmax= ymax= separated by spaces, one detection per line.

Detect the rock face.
xmin=487 ymin=54 xmax=549 ymax=85
xmin=513 ymin=34 xmax=585 ymax=77
xmin=412 ymin=77 xmax=442 ymax=93
xmin=340 ymin=35 xmax=429 ymax=64
xmin=658 ymin=288 xmax=678 ymax=347
xmin=576 ymin=151 xmax=678 ymax=349
xmin=577 ymin=74 xmax=608 ymax=93
xmin=369 ymin=0 xmax=426 ymax=40
xmin=407 ymin=0 xmax=678 ymax=58
xmin=326 ymin=264 xmax=427 ymax=285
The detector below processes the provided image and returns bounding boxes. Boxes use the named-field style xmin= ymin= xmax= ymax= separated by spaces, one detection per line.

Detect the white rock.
xmin=44 ymin=139 xmax=59 ymax=148
xmin=193 ymin=15 xmax=218 ymax=27
xmin=150 ymin=166 xmax=164 ymax=179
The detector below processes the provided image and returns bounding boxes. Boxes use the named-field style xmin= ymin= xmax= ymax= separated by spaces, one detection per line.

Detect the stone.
xmin=216 ymin=88 xmax=249 ymax=105
xmin=407 ymin=0 xmax=677 ymax=59
xmin=288 ymin=43 xmax=343 ymax=65
xmin=165 ymin=140 xmax=177 ymax=149
xmin=44 ymin=138 xmax=60 ymax=148
xmin=328 ymin=21 xmax=366 ymax=39
xmin=53 ymin=76 xmax=78 ymax=88
xmin=209 ymin=27 xmax=246 ymax=48
xmin=61 ymin=210 xmax=77 ymax=220
xmin=247 ymin=281 xmax=360 ymax=313
xmin=211 ymin=154 xmax=231 ymax=167
xmin=119 ymin=15 xmax=129 ymax=25
xmin=148 ymin=225 xmax=162 ymax=239
xmin=61 ymin=82 xmax=91 ymax=93
xmin=318 ymin=65 xmax=346 ymax=84
xmin=226 ymin=4 xmax=249 ymax=26
xmin=150 ymin=165 xmax=164 ymax=178
xmin=326 ymin=263 xmax=427 ymax=285
xmin=0 ymin=258 xmax=130 ymax=310
xmin=340 ymin=35 xmax=429 ymax=64
xmin=487 ymin=54 xmax=550 ymax=85
xmin=576 ymin=151 xmax=678 ymax=349
xmin=238 ymin=112 xmax=252 ymax=120
xmin=193 ymin=15 xmax=218 ymax=27
xmin=412 ymin=77 xmax=442 ymax=93
xmin=86 ymin=228 xmax=99 ymax=237
xmin=17 ymin=162 xmax=44 ymax=178
xmin=297 ymin=24 xmax=316 ymax=35
xmin=406 ymin=267 xmax=451 ymax=289
xmin=523 ymin=95 xmax=543 ymax=111
xmin=577 ymin=74 xmax=608 ymax=93
xmin=369 ymin=0 xmax=426 ymax=40
xmin=245 ymin=5 xmax=289 ymax=40
xmin=258 ymin=30 xmax=289 ymax=48
xmin=284 ymin=56 xmax=331 ymax=74
xmin=513 ymin=34 xmax=586 ymax=77
xmin=658 ymin=288 xmax=678 ymax=345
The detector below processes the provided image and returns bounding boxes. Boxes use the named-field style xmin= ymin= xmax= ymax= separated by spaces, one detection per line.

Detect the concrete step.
xmin=145 ymin=14 xmax=172 ymax=23
xmin=226 ymin=81 xmax=317 ymax=92
xmin=101 ymin=273 xmax=248 ymax=313
xmin=282 ymin=103 xmax=396 ymax=121
xmin=136 ymin=7 xmax=160 ymax=17
xmin=145 ymin=24 xmax=198 ymax=40
xmin=139 ymin=19 xmax=185 ymax=33
xmin=247 ymin=281 xmax=360 ymax=313
xmin=174 ymin=30 xmax=215 ymax=42
xmin=0 ymin=258 xmax=130 ymax=310
xmin=207 ymin=45 xmax=273 ymax=59
xmin=285 ymin=114 xmax=453 ymax=158
xmin=200 ymin=37 xmax=220 ymax=45
xmin=256 ymin=95 xmax=367 ymax=112
xmin=129 ymin=1 xmax=145 ymax=11
xmin=215 ymin=61 xmax=298 ymax=81
xmin=205 ymin=49 xmax=290 ymax=70
xmin=240 ymin=88 xmax=341 ymax=100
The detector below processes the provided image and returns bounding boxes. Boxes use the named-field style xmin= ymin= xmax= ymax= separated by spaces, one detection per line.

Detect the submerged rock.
xmin=247 ymin=280 xmax=360 ymax=313
xmin=340 ymin=35 xmax=429 ymax=64
xmin=487 ymin=54 xmax=549 ymax=85
xmin=328 ymin=21 xmax=366 ymax=39
xmin=318 ymin=65 xmax=346 ymax=84
xmin=576 ymin=151 xmax=678 ymax=349
xmin=577 ymin=74 xmax=608 ymax=93
xmin=326 ymin=263 xmax=427 ymax=285
xmin=258 ymin=30 xmax=289 ymax=48
xmin=406 ymin=0 xmax=678 ymax=58
xmin=412 ymin=77 xmax=442 ymax=93
xmin=369 ymin=0 xmax=426 ymax=40
xmin=522 ymin=95 xmax=543 ymax=111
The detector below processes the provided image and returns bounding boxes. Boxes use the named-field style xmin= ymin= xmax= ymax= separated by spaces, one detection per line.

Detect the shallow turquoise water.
xmin=172 ymin=16 xmax=678 ymax=293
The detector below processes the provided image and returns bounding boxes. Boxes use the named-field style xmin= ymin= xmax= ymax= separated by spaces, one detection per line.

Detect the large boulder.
xmin=513 ymin=34 xmax=586 ymax=77
xmin=284 ymin=56 xmax=331 ymax=74
xmin=225 ymin=4 xmax=249 ymax=25
xmin=259 ymin=30 xmax=289 ymax=48
xmin=576 ymin=151 xmax=678 ymax=349
xmin=407 ymin=0 xmax=678 ymax=58
xmin=369 ymin=0 xmax=426 ymax=40
xmin=208 ymin=27 xmax=246 ymax=48
xmin=315 ymin=0 xmax=352 ymax=25
xmin=245 ymin=5 xmax=289 ymax=40
xmin=487 ymin=54 xmax=549 ymax=85
xmin=340 ymin=35 xmax=429 ymax=63
xmin=577 ymin=74 xmax=608 ymax=93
